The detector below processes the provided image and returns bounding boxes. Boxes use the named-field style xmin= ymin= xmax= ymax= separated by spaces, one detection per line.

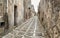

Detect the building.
xmin=0 ymin=0 xmax=36 ymax=37
xmin=38 ymin=0 xmax=60 ymax=38
xmin=24 ymin=0 xmax=31 ymax=20
xmin=0 ymin=0 xmax=25 ymax=37
xmin=8 ymin=0 xmax=24 ymax=30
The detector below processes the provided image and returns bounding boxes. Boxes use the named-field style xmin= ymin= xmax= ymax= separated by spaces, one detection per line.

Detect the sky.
xmin=31 ymin=0 xmax=40 ymax=12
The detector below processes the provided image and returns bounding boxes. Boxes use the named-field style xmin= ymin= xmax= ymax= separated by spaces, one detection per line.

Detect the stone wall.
xmin=24 ymin=0 xmax=31 ymax=20
xmin=14 ymin=0 xmax=24 ymax=26
xmin=7 ymin=0 xmax=24 ymax=30
xmin=24 ymin=0 xmax=36 ymax=21
xmin=38 ymin=0 xmax=60 ymax=38
xmin=0 ymin=0 xmax=4 ymax=16
xmin=8 ymin=0 xmax=14 ymax=30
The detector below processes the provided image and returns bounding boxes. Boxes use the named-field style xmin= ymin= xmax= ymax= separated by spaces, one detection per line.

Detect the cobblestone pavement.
xmin=2 ymin=16 xmax=45 ymax=38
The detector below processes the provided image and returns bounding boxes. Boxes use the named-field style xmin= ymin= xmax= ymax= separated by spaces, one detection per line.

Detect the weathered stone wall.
xmin=38 ymin=0 xmax=60 ymax=38
xmin=8 ymin=0 xmax=14 ymax=30
xmin=24 ymin=0 xmax=31 ymax=20
xmin=24 ymin=0 xmax=36 ymax=21
xmin=8 ymin=0 xmax=24 ymax=30
xmin=0 ymin=0 xmax=4 ymax=16
xmin=14 ymin=0 xmax=24 ymax=26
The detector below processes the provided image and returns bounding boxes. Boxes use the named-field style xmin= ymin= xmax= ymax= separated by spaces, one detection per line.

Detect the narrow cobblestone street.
xmin=2 ymin=16 xmax=45 ymax=38
xmin=0 ymin=0 xmax=60 ymax=38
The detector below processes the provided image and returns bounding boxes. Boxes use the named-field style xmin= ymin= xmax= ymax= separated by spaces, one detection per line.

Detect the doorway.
xmin=14 ymin=5 xmax=17 ymax=26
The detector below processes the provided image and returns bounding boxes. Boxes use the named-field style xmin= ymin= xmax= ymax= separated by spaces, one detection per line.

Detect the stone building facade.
xmin=38 ymin=0 xmax=60 ymax=38
xmin=24 ymin=0 xmax=36 ymax=21
xmin=0 ymin=0 xmax=7 ymax=35
xmin=0 ymin=0 xmax=24 ymax=34
xmin=24 ymin=0 xmax=32 ymax=21
xmin=0 ymin=0 xmax=36 ymax=36
xmin=8 ymin=0 xmax=24 ymax=30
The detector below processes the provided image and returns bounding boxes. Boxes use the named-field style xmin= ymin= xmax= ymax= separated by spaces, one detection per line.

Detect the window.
xmin=0 ymin=22 xmax=5 ymax=27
